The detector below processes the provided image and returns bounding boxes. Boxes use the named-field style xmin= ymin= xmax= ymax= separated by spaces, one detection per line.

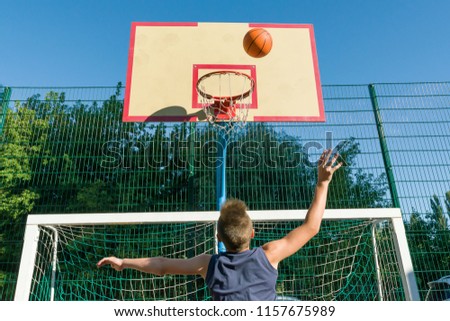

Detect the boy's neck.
xmin=227 ymin=247 xmax=251 ymax=254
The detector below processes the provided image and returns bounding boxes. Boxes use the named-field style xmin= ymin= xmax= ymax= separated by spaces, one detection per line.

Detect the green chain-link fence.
xmin=0 ymin=82 xmax=449 ymax=300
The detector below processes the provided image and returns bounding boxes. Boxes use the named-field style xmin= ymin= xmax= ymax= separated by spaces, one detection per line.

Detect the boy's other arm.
xmin=97 ymin=254 xmax=212 ymax=279
xmin=263 ymin=150 xmax=342 ymax=268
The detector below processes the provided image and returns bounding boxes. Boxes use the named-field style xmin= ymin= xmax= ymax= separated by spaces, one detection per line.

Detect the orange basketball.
xmin=243 ymin=28 xmax=273 ymax=58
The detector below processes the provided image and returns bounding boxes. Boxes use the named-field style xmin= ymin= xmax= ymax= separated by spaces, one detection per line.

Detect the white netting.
xmin=197 ymin=71 xmax=254 ymax=134
xmin=26 ymin=217 xmax=407 ymax=301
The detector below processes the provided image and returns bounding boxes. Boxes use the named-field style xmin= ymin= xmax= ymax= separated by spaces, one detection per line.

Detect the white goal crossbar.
xmin=14 ymin=208 xmax=420 ymax=301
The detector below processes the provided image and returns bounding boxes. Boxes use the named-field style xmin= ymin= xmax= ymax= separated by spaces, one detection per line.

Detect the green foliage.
xmin=1 ymin=85 xmax=448 ymax=300
xmin=0 ymin=86 xmax=395 ymax=300
xmin=67 ymin=180 xmax=117 ymax=212
xmin=405 ymin=192 xmax=450 ymax=299
xmin=0 ymin=105 xmax=44 ymax=297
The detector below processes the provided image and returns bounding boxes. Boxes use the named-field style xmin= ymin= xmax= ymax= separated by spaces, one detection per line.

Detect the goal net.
xmin=14 ymin=209 xmax=419 ymax=301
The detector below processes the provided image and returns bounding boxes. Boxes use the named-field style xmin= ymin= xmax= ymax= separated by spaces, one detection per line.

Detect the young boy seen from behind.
xmin=97 ymin=149 xmax=342 ymax=300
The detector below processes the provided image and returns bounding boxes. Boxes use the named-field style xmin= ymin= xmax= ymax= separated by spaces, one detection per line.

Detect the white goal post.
xmin=14 ymin=208 xmax=420 ymax=301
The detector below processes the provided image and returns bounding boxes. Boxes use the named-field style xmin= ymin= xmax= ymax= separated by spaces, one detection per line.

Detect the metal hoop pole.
xmin=216 ymin=126 xmax=229 ymax=253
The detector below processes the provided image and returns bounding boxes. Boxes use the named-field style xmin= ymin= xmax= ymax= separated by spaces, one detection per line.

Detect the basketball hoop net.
xmin=196 ymin=70 xmax=255 ymax=134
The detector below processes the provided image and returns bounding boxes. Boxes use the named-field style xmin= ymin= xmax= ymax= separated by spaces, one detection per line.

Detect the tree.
xmin=0 ymin=87 xmax=402 ymax=300
xmin=405 ymin=192 xmax=450 ymax=299
xmin=0 ymin=102 xmax=45 ymax=299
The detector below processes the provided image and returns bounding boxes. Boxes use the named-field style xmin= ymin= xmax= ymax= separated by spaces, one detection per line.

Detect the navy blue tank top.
xmin=205 ymin=247 xmax=278 ymax=301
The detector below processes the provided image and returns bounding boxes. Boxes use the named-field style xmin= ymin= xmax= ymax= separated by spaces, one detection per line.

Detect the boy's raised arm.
xmin=263 ymin=149 xmax=342 ymax=268
xmin=97 ymin=254 xmax=212 ymax=279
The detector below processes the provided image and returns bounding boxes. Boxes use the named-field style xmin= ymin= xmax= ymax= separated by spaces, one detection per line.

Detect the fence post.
xmin=369 ymin=84 xmax=401 ymax=208
xmin=188 ymin=122 xmax=196 ymax=210
xmin=0 ymin=86 xmax=12 ymax=137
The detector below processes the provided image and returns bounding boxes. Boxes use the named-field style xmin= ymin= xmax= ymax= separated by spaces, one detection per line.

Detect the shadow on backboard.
xmin=145 ymin=106 xmax=207 ymax=122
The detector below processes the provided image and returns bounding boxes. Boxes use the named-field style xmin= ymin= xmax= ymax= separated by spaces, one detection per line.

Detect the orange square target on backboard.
xmin=123 ymin=22 xmax=325 ymax=122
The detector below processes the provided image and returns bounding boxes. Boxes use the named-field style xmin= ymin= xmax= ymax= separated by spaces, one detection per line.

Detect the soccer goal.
xmin=14 ymin=208 xmax=419 ymax=301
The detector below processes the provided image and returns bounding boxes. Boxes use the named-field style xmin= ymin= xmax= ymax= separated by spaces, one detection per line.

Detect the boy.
xmin=97 ymin=149 xmax=342 ymax=300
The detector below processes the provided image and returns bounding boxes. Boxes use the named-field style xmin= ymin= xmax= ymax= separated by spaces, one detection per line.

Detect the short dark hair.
xmin=217 ymin=199 xmax=253 ymax=252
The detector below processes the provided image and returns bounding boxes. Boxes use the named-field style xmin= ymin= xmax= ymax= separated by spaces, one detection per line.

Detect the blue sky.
xmin=1 ymin=0 xmax=449 ymax=86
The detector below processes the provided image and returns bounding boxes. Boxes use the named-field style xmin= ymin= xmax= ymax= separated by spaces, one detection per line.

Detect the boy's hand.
xmin=97 ymin=256 xmax=124 ymax=271
xmin=317 ymin=149 xmax=342 ymax=184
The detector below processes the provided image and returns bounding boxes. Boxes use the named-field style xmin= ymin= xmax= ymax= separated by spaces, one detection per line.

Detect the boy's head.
xmin=217 ymin=199 xmax=254 ymax=252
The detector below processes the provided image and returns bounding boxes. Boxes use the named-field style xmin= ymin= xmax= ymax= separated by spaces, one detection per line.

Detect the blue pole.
xmin=216 ymin=131 xmax=227 ymax=210
xmin=216 ymin=129 xmax=228 ymax=253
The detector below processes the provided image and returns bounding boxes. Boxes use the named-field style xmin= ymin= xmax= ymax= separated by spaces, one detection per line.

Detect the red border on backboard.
xmin=192 ymin=64 xmax=258 ymax=109
xmin=249 ymin=23 xmax=325 ymax=122
xmin=123 ymin=22 xmax=325 ymax=122
xmin=123 ymin=22 xmax=198 ymax=122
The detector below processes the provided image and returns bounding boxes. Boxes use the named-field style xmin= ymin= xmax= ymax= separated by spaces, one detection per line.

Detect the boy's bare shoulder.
xmin=262 ymin=241 xmax=282 ymax=269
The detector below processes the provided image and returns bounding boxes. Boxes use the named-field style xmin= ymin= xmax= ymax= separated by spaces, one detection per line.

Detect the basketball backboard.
xmin=123 ymin=22 xmax=325 ymax=122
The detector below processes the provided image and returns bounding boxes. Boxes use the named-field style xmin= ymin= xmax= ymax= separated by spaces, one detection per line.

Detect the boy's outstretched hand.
xmin=97 ymin=256 xmax=124 ymax=271
xmin=262 ymin=150 xmax=343 ymax=268
xmin=317 ymin=149 xmax=342 ymax=184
